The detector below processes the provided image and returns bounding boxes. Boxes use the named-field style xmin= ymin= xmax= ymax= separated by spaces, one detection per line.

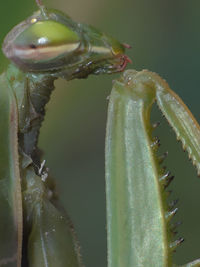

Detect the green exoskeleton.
xmin=3 ymin=0 xmax=200 ymax=266
xmin=0 ymin=0 xmax=130 ymax=266
xmin=105 ymin=70 xmax=200 ymax=267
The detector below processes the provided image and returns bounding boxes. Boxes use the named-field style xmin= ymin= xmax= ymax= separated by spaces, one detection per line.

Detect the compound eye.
xmin=13 ymin=20 xmax=80 ymax=61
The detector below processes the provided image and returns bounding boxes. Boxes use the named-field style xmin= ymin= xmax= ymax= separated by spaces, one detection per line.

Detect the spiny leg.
xmin=123 ymin=70 xmax=200 ymax=176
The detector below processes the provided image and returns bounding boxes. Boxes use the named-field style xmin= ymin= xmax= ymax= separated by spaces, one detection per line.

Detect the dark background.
xmin=1 ymin=0 xmax=200 ymax=266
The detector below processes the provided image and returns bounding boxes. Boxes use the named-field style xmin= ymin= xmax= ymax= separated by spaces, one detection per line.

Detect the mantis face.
xmin=3 ymin=9 xmax=131 ymax=79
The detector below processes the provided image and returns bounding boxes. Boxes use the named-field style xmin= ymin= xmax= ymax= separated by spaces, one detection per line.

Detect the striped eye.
xmin=3 ymin=15 xmax=82 ymax=72
xmin=3 ymin=9 xmax=130 ymax=76
xmin=13 ymin=20 xmax=80 ymax=61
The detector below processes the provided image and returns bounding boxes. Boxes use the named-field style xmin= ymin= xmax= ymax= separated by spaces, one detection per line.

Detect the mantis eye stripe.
xmin=14 ymin=43 xmax=80 ymax=61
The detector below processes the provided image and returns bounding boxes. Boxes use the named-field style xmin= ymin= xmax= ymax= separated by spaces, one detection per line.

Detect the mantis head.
xmin=2 ymin=5 xmax=131 ymax=79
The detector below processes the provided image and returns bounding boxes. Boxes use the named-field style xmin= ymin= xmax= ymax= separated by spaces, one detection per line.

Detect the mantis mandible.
xmin=0 ymin=0 xmax=130 ymax=266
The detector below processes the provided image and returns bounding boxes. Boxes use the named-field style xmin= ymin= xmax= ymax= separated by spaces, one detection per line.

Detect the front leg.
xmin=126 ymin=69 xmax=200 ymax=176
xmin=0 ymin=72 xmax=22 ymax=267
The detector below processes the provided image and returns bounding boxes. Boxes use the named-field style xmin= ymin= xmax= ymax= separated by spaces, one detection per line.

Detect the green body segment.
xmin=0 ymin=73 xmax=22 ymax=266
xmin=105 ymin=70 xmax=170 ymax=267
xmin=6 ymin=64 xmax=56 ymax=157
xmin=155 ymin=80 xmax=200 ymax=176
xmin=3 ymin=64 xmax=82 ymax=267
xmin=130 ymin=70 xmax=200 ymax=176
xmin=23 ymin=166 xmax=82 ymax=267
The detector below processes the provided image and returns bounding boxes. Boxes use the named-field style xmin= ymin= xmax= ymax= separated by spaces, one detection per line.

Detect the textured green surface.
xmin=23 ymin=167 xmax=82 ymax=267
xmin=106 ymin=69 xmax=200 ymax=266
xmin=0 ymin=73 xmax=22 ymax=266
xmin=156 ymin=88 xmax=200 ymax=176
xmin=105 ymin=70 xmax=170 ymax=267
xmin=132 ymin=71 xmax=200 ymax=176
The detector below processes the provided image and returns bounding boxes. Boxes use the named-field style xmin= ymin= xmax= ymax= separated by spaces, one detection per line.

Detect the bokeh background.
xmin=1 ymin=0 xmax=200 ymax=266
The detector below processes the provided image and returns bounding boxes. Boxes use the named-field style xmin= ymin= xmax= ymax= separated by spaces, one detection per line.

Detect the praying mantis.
xmin=0 ymin=0 xmax=130 ymax=266
xmin=1 ymin=0 xmax=200 ymax=266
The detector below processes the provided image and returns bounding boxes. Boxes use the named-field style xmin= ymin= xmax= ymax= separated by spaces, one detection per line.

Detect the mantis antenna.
xmin=35 ymin=0 xmax=49 ymax=18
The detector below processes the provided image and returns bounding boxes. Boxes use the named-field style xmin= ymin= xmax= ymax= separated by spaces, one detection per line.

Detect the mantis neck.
xmin=6 ymin=64 xmax=57 ymax=167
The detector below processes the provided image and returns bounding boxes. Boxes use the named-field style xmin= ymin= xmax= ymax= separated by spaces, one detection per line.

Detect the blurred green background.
xmin=1 ymin=0 xmax=200 ymax=266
